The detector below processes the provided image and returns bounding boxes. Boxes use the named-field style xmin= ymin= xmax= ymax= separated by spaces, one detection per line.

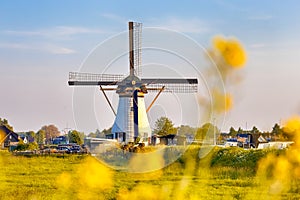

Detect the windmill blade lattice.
xmin=133 ymin=22 xmax=142 ymax=76
xmin=68 ymin=72 xmax=125 ymax=86
xmin=142 ymin=78 xmax=198 ymax=93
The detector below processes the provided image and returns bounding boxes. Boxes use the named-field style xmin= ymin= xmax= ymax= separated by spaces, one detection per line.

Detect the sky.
xmin=1 ymin=0 xmax=300 ymax=134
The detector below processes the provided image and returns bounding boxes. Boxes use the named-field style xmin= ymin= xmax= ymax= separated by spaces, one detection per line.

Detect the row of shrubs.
xmin=210 ymin=147 xmax=283 ymax=168
xmin=14 ymin=142 xmax=39 ymax=151
xmin=172 ymin=145 xmax=285 ymax=177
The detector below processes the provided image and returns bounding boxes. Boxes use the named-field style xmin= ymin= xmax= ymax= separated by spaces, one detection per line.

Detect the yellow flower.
xmin=283 ymin=116 xmax=300 ymax=145
xmin=211 ymin=88 xmax=233 ymax=113
xmin=213 ymin=36 xmax=247 ymax=68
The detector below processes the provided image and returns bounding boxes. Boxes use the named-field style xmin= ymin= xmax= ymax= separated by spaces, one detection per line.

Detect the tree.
xmin=101 ymin=127 xmax=112 ymax=137
xmin=177 ymin=125 xmax=196 ymax=136
xmin=15 ymin=141 xmax=38 ymax=151
xmin=251 ymin=126 xmax=260 ymax=134
xmin=88 ymin=128 xmax=109 ymax=138
xmin=237 ymin=127 xmax=243 ymax=134
xmin=228 ymin=127 xmax=237 ymax=137
xmin=26 ymin=131 xmax=35 ymax=142
xmin=68 ymin=130 xmax=84 ymax=145
xmin=35 ymin=130 xmax=45 ymax=144
xmin=153 ymin=117 xmax=177 ymax=136
xmin=195 ymin=123 xmax=219 ymax=141
xmin=41 ymin=125 xmax=60 ymax=144
xmin=0 ymin=118 xmax=13 ymax=131
xmin=272 ymin=123 xmax=281 ymax=136
xmin=88 ymin=132 xmax=97 ymax=138
xmin=271 ymin=123 xmax=292 ymax=141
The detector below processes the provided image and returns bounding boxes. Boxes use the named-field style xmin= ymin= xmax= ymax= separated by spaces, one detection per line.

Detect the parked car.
xmin=57 ymin=146 xmax=72 ymax=154
xmin=70 ymin=145 xmax=81 ymax=153
xmin=42 ymin=147 xmax=58 ymax=153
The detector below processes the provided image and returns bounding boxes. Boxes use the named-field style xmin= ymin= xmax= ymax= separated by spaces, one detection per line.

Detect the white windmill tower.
xmin=68 ymin=22 xmax=198 ymax=145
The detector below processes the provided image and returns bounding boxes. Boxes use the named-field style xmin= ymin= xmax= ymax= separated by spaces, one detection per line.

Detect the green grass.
xmin=0 ymin=147 xmax=299 ymax=200
xmin=0 ymin=151 xmax=85 ymax=199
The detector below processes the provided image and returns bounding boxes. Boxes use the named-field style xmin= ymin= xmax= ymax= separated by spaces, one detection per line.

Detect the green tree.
xmin=153 ymin=117 xmax=177 ymax=136
xmin=195 ymin=123 xmax=219 ymax=140
xmin=35 ymin=130 xmax=45 ymax=144
xmin=15 ymin=141 xmax=38 ymax=151
xmin=101 ymin=127 xmax=112 ymax=137
xmin=88 ymin=132 xmax=97 ymax=138
xmin=88 ymin=129 xmax=105 ymax=138
xmin=228 ymin=127 xmax=237 ymax=137
xmin=0 ymin=118 xmax=13 ymax=131
xmin=15 ymin=140 xmax=27 ymax=151
xmin=26 ymin=131 xmax=35 ymax=142
xmin=41 ymin=125 xmax=60 ymax=144
xmin=28 ymin=142 xmax=39 ymax=150
xmin=177 ymin=125 xmax=196 ymax=136
xmin=251 ymin=126 xmax=260 ymax=134
xmin=68 ymin=130 xmax=84 ymax=145
xmin=237 ymin=127 xmax=243 ymax=134
xmin=271 ymin=123 xmax=282 ymax=138
xmin=271 ymin=123 xmax=292 ymax=141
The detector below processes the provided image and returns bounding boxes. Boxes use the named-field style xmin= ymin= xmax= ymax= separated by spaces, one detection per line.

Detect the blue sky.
xmin=1 ymin=0 xmax=300 ymax=133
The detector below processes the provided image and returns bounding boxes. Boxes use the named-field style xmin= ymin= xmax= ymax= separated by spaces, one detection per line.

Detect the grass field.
xmin=0 ymin=146 xmax=299 ymax=200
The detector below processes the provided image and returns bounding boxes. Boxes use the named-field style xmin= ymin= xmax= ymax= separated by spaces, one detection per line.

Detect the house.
xmin=52 ymin=136 xmax=68 ymax=145
xmin=17 ymin=132 xmax=35 ymax=143
xmin=0 ymin=125 xmax=19 ymax=149
xmin=152 ymin=134 xmax=176 ymax=145
xmin=18 ymin=134 xmax=28 ymax=144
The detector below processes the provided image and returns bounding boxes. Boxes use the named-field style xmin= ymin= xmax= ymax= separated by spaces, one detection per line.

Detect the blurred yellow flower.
xmin=77 ymin=157 xmax=113 ymax=189
xmin=213 ymin=36 xmax=247 ymax=68
xmin=283 ymin=116 xmax=300 ymax=145
xmin=56 ymin=172 xmax=72 ymax=189
xmin=211 ymin=88 xmax=233 ymax=113
xmin=283 ymin=116 xmax=300 ymax=134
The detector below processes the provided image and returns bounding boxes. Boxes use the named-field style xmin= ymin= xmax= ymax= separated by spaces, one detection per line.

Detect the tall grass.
xmin=0 ymin=147 xmax=299 ymax=199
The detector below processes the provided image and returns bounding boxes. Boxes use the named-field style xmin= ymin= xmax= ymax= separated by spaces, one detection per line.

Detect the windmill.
xmin=68 ymin=22 xmax=198 ymax=145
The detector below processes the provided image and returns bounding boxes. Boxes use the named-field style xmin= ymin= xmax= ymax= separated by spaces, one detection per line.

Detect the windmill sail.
xmin=129 ymin=22 xmax=142 ymax=76
xmin=68 ymin=72 xmax=124 ymax=86
xmin=142 ymin=78 xmax=198 ymax=93
xmin=133 ymin=22 xmax=142 ymax=76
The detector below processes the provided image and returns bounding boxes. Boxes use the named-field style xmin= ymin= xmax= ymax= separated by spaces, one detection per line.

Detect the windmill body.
xmin=111 ymin=74 xmax=151 ymax=144
xmin=68 ymin=22 xmax=198 ymax=145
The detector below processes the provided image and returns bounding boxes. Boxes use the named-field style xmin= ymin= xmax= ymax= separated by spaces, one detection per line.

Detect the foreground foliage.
xmin=0 ymin=146 xmax=299 ymax=200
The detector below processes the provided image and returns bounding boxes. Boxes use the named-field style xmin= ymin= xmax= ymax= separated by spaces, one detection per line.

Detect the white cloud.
xmin=0 ymin=42 xmax=76 ymax=55
xmin=147 ymin=17 xmax=210 ymax=34
xmin=51 ymin=26 xmax=105 ymax=36
xmin=0 ymin=26 xmax=104 ymax=54
xmin=2 ymin=26 xmax=106 ymax=39
xmin=2 ymin=30 xmax=41 ymax=37
xmin=101 ymin=13 xmax=128 ymax=24
xmin=44 ymin=45 xmax=76 ymax=54
xmin=0 ymin=42 xmax=31 ymax=49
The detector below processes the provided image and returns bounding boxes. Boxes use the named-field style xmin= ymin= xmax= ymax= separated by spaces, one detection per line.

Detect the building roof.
xmin=0 ymin=125 xmax=19 ymax=144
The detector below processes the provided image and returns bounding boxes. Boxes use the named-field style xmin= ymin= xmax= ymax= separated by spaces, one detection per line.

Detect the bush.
xmin=210 ymin=147 xmax=283 ymax=169
xmin=15 ymin=142 xmax=39 ymax=151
